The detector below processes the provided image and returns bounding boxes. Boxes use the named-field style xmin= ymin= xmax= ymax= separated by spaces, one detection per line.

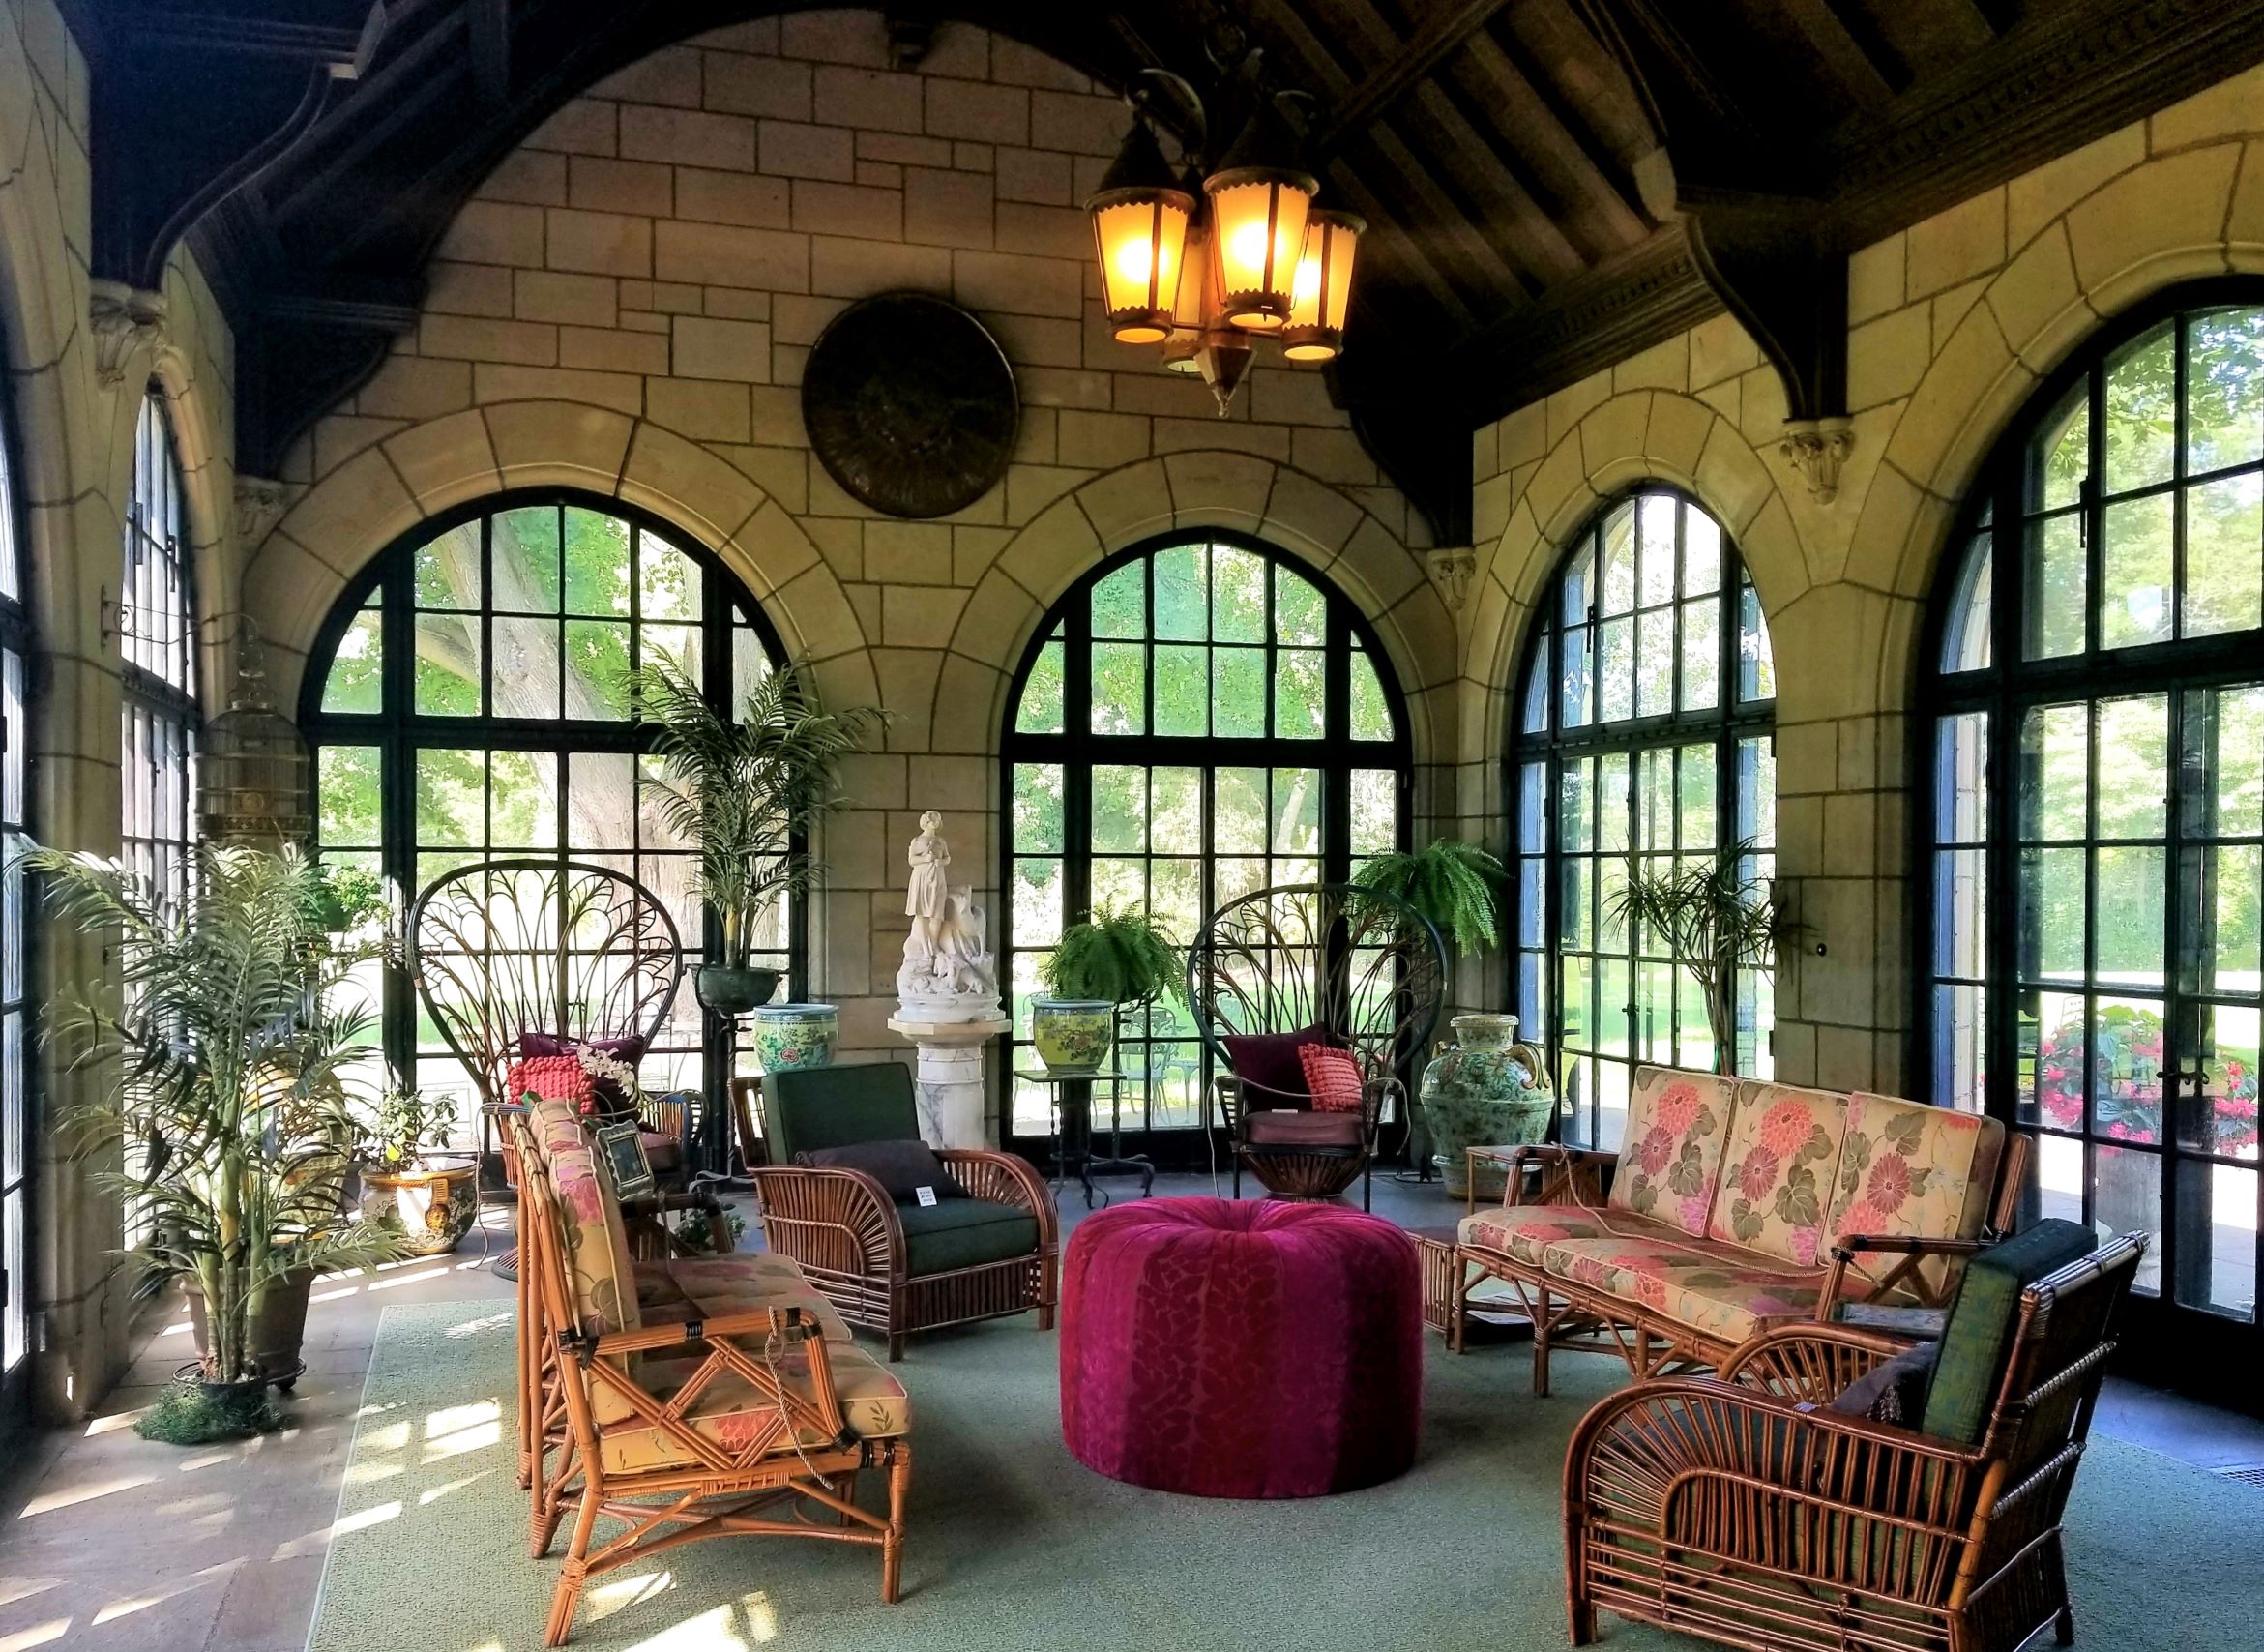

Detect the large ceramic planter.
xmin=695 ymin=962 xmax=781 ymax=1016
xmin=359 ymin=1159 xmax=479 ymax=1255
xmin=183 ymin=1263 xmax=315 ymax=1391
xmin=1418 ymin=1014 xmax=1552 ymax=1200
xmin=750 ymin=1002 xmax=839 ymax=1071
xmin=1032 ymin=998 xmax=1115 ymax=1075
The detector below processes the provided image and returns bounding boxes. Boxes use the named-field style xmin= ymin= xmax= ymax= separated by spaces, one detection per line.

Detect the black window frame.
xmin=0 ymin=356 xmax=34 ymax=1432
xmin=120 ymin=384 xmax=198 ymax=914
xmin=298 ymin=487 xmax=801 ymax=1129
xmin=997 ymin=528 xmax=1415 ymax=1169
xmin=1506 ymin=485 xmax=1779 ymax=1147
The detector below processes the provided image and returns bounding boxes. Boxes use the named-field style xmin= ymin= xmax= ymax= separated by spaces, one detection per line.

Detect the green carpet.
xmin=307 ymin=1299 xmax=2260 ymax=1652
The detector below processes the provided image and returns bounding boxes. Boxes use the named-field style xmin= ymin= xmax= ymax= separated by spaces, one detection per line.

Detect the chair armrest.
xmin=1209 ymin=1073 xmax=1243 ymax=1132
xmin=592 ymin=1303 xmax=824 ymax=1358
xmin=622 ymin=1185 xmax=727 ymax=1256
xmin=747 ymin=1165 xmax=905 ymax=1278
xmin=937 ymin=1148 xmax=1060 ymax=1248
xmin=1564 ymin=1377 xmax=1984 ymax=1550
xmin=1718 ymin=1322 xmax=1919 ymax=1403
xmin=1819 ymin=1234 xmax=1985 ymax=1319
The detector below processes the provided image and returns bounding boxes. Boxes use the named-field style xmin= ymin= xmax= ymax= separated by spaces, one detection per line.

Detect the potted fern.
xmin=1605 ymin=837 xmax=1780 ymax=1077
xmin=624 ymin=655 xmax=885 ymax=1015
xmin=1350 ymin=838 xmax=1506 ymax=959
xmin=27 ymin=842 xmax=411 ymax=1441
xmin=1033 ymin=904 xmax=1180 ymax=1074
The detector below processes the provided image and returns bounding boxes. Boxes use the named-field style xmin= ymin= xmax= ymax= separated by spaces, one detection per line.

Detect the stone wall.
xmin=0 ymin=0 xmax=240 ymax=1418
xmin=1459 ymin=63 xmax=2264 ymax=1098
xmin=241 ymin=10 xmax=1457 ymax=1071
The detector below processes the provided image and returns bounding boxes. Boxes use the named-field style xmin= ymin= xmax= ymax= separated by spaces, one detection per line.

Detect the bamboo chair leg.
xmin=2050 ymin=1529 xmax=2077 ymax=1646
xmin=881 ymin=1445 xmax=911 ymax=1604
xmin=1532 ymin=1303 xmax=1554 ymax=1397
xmin=515 ymin=1258 xmax=535 ymax=1490
xmin=544 ymin=1490 xmax=603 ymax=1647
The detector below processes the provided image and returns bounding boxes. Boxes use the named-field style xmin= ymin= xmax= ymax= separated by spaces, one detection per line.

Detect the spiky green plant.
xmin=1604 ymin=837 xmax=1780 ymax=1077
xmin=1351 ymin=839 xmax=1506 ymax=958
xmin=624 ymin=656 xmax=886 ymax=969
xmin=24 ymin=842 xmax=411 ymax=1390
xmin=1041 ymin=904 xmax=1182 ymax=1006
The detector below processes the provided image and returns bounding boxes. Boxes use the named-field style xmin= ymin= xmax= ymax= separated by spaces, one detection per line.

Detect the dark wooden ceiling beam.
xmin=1777 ymin=0 xmax=1901 ymax=106
xmin=1305 ymin=0 xmax=1514 ymax=161
xmin=1854 ymin=0 xmax=1997 ymax=81
xmin=468 ymin=0 xmax=513 ymax=103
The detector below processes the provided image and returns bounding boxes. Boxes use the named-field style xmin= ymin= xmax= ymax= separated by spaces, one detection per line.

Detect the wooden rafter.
xmin=1305 ymin=0 xmax=1514 ymax=161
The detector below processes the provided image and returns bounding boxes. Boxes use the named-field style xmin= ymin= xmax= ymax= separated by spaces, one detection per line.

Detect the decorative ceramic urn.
xmin=1417 ymin=1014 xmax=1552 ymax=1199
xmin=1031 ymin=999 xmax=1115 ymax=1074
xmin=750 ymin=1002 xmax=839 ymax=1071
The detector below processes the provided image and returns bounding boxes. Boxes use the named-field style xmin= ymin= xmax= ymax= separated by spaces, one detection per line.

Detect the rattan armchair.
xmin=1563 ymin=1232 xmax=2146 ymax=1652
xmin=1186 ymin=882 xmax=1446 ymax=1209
xmin=745 ymin=1063 xmax=1057 ymax=1360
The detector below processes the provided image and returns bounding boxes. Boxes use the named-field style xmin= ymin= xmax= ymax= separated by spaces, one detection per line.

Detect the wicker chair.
xmin=511 ymin=1111 xmax=909 ymax=1646
xmin=1563 ymin=1231 xmax=2146 ymax=1652
xmin=746 ymin=1063 xmax=1058 ymax=1360
xmin=1185 ymin=882 xmax=1447 ymax=1209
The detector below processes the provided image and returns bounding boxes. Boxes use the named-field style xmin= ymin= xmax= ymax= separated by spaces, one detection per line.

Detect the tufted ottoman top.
xmin=1060 ymin=1195 xmax=1423 ymax=1498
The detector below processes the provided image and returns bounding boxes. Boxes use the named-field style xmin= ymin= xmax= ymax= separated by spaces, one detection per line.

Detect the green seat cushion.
xmin=1920 ymin=1217 xmax=2097 ymax=1446
xmin=762 ymin=1064 xmax=922 ymax=1160
xmin=897 ymin=1197 xmax=1041 ymax=1277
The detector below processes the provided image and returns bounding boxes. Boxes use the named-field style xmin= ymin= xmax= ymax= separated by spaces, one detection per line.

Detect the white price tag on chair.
xmin=915 ymin=1185 xmax=938 ymax=1207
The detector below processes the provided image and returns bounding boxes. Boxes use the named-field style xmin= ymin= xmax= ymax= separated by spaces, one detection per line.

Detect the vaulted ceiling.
xmin=61 ymin=0 xmax=2264 ymax=541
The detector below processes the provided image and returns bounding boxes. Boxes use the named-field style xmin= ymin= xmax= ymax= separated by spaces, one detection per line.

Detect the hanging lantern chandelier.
xmin=1086 ymin=57 xmax=1363 ymax=415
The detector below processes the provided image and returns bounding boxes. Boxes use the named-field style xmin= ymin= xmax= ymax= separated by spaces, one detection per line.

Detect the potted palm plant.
xmin=625 ymin=656 xmax=885 ymax=1015
xmin=1033 ymin=904 xmax=1181 ymax=1074
xmin=1605 ymin=836 xmax=1782 ymax=1077
xmin=27 ymin=842 xmax=412 ymax=1442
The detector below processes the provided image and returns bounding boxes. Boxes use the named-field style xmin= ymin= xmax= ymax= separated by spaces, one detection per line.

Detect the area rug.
xmin=307 ymin=1299 xmax=2259 ymax=1652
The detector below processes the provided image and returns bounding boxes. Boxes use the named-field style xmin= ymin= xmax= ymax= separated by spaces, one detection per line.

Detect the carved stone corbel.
xmin=1779 ymin=417 xmax=1854 ymax=504
xmin=89 ymin=280 xmax=170 ymax=388
xmin=234 ymin=476 xmax=296 ymax=548
xmin=1426 ymin=546 xmax=1478 ymax=612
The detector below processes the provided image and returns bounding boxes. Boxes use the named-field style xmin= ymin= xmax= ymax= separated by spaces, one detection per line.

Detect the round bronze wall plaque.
xmin=801 ymin=292 xmax=1020 ymax=519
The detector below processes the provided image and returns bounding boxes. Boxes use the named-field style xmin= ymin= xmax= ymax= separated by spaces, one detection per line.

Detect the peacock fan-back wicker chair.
xmin=1186 ymin=882 xmax=1447 ymax=1209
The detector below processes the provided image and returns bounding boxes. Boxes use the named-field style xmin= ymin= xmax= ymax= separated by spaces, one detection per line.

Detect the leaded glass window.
xmin=121 ymin=387 xmax=196 ymax=912
xmin=1925 ymin=294 xmax=2264 ymax=1327
xmin=0 ymin=378 xmax=31 ymax=1399
xmin=1510 ymin=489 xmax=1776 ymax=1148
xmin=1000 ymin=536 xmax=1410 ymax=1165
xmin=303 ymin=494 xmax=790 ymax=1120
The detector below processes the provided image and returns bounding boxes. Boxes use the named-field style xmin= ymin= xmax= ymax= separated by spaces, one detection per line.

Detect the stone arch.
xmin=1852 ymin=133 xmax=2264 ymax=716
xmin=1470 ymin=388 xmax=1806 ymax=762
xmin=245 ymin=398 xmax=865 ymax=714
xmin=953 ymin=453 xmax=1451 ymax=771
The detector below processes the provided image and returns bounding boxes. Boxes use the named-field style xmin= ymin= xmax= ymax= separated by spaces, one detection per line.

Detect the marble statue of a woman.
xmin=897 ymin=811 xmax=1000 ymax=1021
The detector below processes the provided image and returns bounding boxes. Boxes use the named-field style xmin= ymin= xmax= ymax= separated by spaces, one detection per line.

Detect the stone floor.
xmin=1 ymin=1168 xmax=2259 ymax=1652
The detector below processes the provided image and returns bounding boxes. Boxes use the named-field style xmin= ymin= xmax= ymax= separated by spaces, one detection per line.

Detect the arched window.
xmin=1922 ymin=288 xmax=2264 ymax=1343
xmin=302 ymin=493 xmax=790 ymax=1112
xmin=999 ymin=534 xmax=1411 ymax=1165
xmin=1509 ymin=488 xmax=1777 ymax=1148
xmin=0 ymin=371 xmax=31 ymax=1401
xmin=121 ymin=386 xmax=196 ymax=910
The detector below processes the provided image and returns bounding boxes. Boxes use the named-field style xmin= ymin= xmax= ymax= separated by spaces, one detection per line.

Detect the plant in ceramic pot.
xmin=1605 ymin=836 xmax=1782 ymax=1077
xmin=1033 ymin=904 xmax=1180 ymax=1074
xmin=25 ymin=842 xmax=413 ymax=1443
xmin=353 ymin=1088 xmax=478 ymax=1255
xmin=625 ymin=655 xmax=886 ymax=1016
xmin=1352 ymin=839 xmax=1544 ymax=1188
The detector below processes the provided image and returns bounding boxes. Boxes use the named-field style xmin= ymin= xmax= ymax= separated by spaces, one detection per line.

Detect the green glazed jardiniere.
xmin=1031 ymin=999 xmax=1115 ymax=1074
xmin=1418 ymin=1013 xmax=1552 ymax=1200
xmin=750 ymin=1002 xmax=839 ymax=1071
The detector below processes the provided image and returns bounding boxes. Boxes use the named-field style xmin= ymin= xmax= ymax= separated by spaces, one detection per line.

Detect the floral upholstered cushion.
xmin=1827 ymin=1092 xmax=2006 ymax=1294
xmin=595 ymin=1339 xmax=909 ymax=1475
xmin=546 ymin=1139 xmax=639 ymax=1339
xmin=1706 ymin=1081 xmax=1851 ymax=1266
xmin=1458 ymin=1204 xmax=1685 ymax=1270
xmin=1609 ymin=1067 xmax=1738 ymax=1237
xmin=1541 ymin=1235 xmax=1839 ymax=1343
xmin=661 ymin=1252 xmax=854 ymax=1344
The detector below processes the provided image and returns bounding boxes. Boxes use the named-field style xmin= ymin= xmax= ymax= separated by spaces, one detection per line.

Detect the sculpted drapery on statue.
xmin=897 ymin=811 xmax=1001 ymax=1022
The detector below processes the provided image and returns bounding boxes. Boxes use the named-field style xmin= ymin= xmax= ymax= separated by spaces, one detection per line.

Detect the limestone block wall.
xmin=242 ymin=10 xmax=1457 ymax=1076
xmin=1459 ymin=61 xmax=2264 ymax=1099
xmin=0 ymin=0 xmax=241 ymax=1418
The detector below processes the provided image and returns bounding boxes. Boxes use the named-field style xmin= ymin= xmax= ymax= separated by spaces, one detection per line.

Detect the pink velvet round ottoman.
xmin=1059 ymin=1196 xmax=1421 ymax=1498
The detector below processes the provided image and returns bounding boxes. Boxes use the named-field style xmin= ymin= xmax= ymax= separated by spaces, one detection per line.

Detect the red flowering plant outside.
xmin=2033 ymin=1003 xmax=2260 ymax=1155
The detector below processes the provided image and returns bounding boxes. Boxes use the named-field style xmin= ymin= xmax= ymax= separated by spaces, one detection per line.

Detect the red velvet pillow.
xmin=520 ymin=1031 xmax=646 ymax=1121
xmin=1298 ymin=1044 xmax=1366 ymax=1113
xmin=1221 ymin=1023 xmax=1329 ymax=1104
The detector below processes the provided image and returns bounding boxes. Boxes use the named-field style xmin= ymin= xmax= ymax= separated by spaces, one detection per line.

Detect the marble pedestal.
xmin=887 ymin=1016 xmax=1010 ymax=1149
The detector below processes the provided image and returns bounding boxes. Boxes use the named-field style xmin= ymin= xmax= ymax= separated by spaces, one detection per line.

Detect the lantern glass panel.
xmin=1207 ymin=174 xmax=1312 ymax=328
xmin=1094 ymin=194 xmax=1191 ymax=344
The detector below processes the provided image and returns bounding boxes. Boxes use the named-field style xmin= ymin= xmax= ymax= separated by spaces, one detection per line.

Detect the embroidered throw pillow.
xmin=520 ymin=1031 xmax=647 ymax=1120
xmin=1298 ymin=1044 xmax=1367 ymax=1113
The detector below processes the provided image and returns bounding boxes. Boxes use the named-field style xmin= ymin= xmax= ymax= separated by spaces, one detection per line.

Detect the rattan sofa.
xmin=1457 ymin=1065 xmax=2026 ymax=1393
